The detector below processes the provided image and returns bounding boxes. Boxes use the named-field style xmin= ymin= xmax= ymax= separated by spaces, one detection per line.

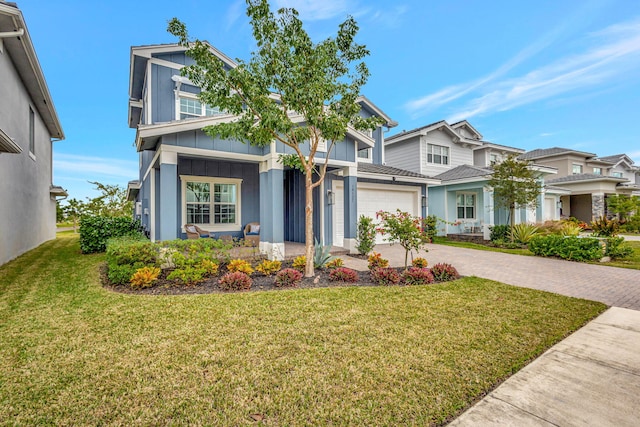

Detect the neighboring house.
xmin=385 ymin=120 xmax=561 ymax=239
xmin=0 ymin=2 xmax=66 ymax=265
xmin=519 ymin=148 xmax=640 ymax=223
xmin=126 ymin=43 xmax=436 ymax=258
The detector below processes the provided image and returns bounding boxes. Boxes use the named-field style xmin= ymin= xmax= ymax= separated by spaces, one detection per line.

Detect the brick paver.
xmin=342 ymin=244 xmax=640 ymax=310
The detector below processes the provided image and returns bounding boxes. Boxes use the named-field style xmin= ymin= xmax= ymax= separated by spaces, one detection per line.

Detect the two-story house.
xmin=126 ymin=43 xmax=436 ymax=258
xmin=519 ymin=148 xmax=640 ymax=223
xmin=385 ymin=120 xmax=561 ymax=239
xmin=0 ymin=2 xmax=66 ymax=265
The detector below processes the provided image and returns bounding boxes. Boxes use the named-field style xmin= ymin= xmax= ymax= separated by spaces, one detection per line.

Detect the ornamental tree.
xmin=376 ymin=210 xmax=430 ymax=270
xmin=488 ymin=155 xmax=541 ymax=240
xmin=168 ymin=0 xmax=382 ymax=277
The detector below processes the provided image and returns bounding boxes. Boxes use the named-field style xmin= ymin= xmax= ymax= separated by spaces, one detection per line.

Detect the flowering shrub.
xmin=218 ymin=271 xmax=252 ymax=291
xmin=412 ymin=257 xmax=428 ymax=268
xmin=329 ymin=267 xmax=359 ymax=283
xmin=430 ymin=263 xmax=460 ymax=281
xmin=227 ymin=259 xmax=254 ymax=275
xmin=274 ymin=268 xmax=303 ymax=287
xmin=255 ymin=259 xmax=282 ymax=276
xmin=370 ymin=267 xmax=401 ymax=286
xmin=367 ymin=252 xmax=389 ymax=270
xmin=325 ymin=258 xmax=344 ymax=270
xmin=130 ymin=266 xmax=161 ymax=289
xmin=402 ymin=267 xmax=434 ymax=286
xmin=292 ymin=256 xmax=306 ymax=272
xmin=376 ymin=210 xmax=430 ymax=269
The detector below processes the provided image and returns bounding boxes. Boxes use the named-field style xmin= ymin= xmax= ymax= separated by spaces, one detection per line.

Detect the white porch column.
xmin=483 ymin=186 xmax=494 ymax=241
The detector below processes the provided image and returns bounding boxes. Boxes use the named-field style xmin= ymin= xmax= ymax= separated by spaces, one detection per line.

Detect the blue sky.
xmin=21 ymin=0 xmax=640 ymax=202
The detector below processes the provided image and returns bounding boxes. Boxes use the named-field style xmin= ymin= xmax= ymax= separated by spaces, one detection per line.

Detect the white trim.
xmin=149 ymin=57 xmax=185 ymax=71
xmin=357 ymin=172 xmax=438 ymax=185
xmin=146 ymin=61 xmax=152 ymax=125
xmin=150 ymin=170 xmax=156 ymax=242
xmin=180 ymin=175 xmax=243 ymax=232
xmin=0 ymin=127 xmax=21 ymax=153
xmin=319 ymin=179 xmax=325 ymax=245
xmin=162 ymin=144 xmax=265 ymax=163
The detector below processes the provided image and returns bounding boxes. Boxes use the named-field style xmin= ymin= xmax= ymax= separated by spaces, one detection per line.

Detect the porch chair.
xmin=243 ymin=222 xmax=260 ymax=247
xmin=184 ymin=224 xmax=210 ymax=239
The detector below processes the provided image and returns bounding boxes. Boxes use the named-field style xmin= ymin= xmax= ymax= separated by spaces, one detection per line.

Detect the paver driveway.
xmin=343 ymin=244 xmax=640 ymax=310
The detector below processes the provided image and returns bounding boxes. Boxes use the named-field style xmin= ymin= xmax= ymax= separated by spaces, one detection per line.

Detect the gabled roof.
xmin=0 ymin=2 xmax=64 ymax=139
xmin=434 ymin=164 xmax=493 ymax=182
xmin=473 ymin=141 xmax=525 ymax=154
xmin=519 ymin=147 xmax=596 ymax=160
xmin=596 ymin=154 xmax=635 ymax=169
xmin=356 ymin=95 xmax=397 ymax=128
xmin=450 ymin=120 xmax=482 ymax=140
xmin=357 ymin=162 xmax=440 ymax=185
xmin=386 ymin=120 xmax=481 ymax=146
xmin=545 ymin=173 xmax=628 ymax=185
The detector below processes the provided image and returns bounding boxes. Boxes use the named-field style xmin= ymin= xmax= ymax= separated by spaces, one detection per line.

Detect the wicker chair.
xmin=184 ymin=224 xmax=210 ymax=239
xmin=243 ymin=222 xmax=260 ymax=247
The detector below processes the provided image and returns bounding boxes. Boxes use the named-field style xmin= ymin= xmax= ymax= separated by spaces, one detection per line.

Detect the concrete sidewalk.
xmin=449 ymin=307 xmax=640 ymax=426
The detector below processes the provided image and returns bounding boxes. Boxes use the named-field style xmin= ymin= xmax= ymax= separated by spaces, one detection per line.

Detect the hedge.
xmin=79 ymin=216 xmax=145 ymax=254
xmin=529 ymin=235 xmax=602 ymax=262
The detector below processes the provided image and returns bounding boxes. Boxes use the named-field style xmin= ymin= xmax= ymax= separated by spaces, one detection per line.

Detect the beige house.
xmin=0 ymin=2 xmax=66 ymax=265
xmin=519 ymin=148 xmax=639 ymax=223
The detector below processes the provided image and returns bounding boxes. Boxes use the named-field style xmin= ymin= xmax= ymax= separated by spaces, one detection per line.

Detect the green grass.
xmin=0 ymin=235 xmax=605 ymax=426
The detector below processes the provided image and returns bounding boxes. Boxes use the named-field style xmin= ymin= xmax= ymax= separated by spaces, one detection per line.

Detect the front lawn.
xmin=0 ymin=235 xmax=605 ymax=425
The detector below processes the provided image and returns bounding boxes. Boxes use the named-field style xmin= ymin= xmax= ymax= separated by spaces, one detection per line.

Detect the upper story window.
xmin=427 ymin=144 xmax=449 ymax=165
xmin=612 ymin=172 xmax=623 ymax=178
xmin=178 ymin=95 xmax=222 ymax=120
xmin=29 ymin=107 xmax=35 ymax=157
xmin=593 ymin=167 xmax=602 ymax=175
xmin=572 ymin=164 xmax=583 ymax=174
xmin=489 ymin=153 xmax=499 ymax=164
xmin=358 ymin=147 xmax=372 ymax=161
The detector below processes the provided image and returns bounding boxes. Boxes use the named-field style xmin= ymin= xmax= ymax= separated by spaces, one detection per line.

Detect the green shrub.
xmin=325 ymin=258 xmax=344 ymax=270
xmin=489 ymin=225 xmax=510 ymax=242
xmin=591 ymin=216 xmax=619 ymax=237
xmin=355 ymin=215 xmax=377 ymax=255
xmin=529 ymin=235 xmax=602 ymax=262
xmin=108 ymin=263 xmax=145 ymax=285
xmin=402 ymin=267 xmax=434 ymax=286
xmin=329 ymin=267 xmax=359 ymax=283
xmin=255 ymin=260 xmax=282 ymax=276
xmin=105 ymin=236 xmax=158 ymax=285
xmin=292 ymin=256 xmax=306 ymax=272
xmin=604 ymin=237 xmax=634 ymax=260
xmin=161 ymin=238 xmax=233 ymax=265
xmin=218 ymin=271 xmax=252 ymax=291
xmin=560 ymin=222 xmax=582 ymax=236
xmin=167 ymin=267 xmax=207 ymax=285
xmin=621 ymin=215 xmax=640 ymax=233
xmin=510 ymin=223 xmax=540 ymax=244
xmin=274 ymin=268 xmax=303 ymax=287
xmin=79 ymin=216 xmax=144 ymax=253
xmin=430 ymin=263 xmax=460 ymax=281
xmin=370 ymin=267 xmax=401 ymax=286
xmin=421 ymin=215 xmax=438 ymax=241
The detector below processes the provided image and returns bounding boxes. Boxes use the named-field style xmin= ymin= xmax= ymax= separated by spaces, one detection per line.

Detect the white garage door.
xmin=334 ymin=182 xmax=420 ymax=247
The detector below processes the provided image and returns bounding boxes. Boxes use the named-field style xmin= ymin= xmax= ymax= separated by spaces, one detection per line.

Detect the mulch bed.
xmin=101 ymin=261 xmax=401 ymax=296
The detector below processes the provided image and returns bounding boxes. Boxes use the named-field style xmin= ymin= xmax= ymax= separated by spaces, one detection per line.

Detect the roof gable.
xmin=450 ymin=120 xmax=482 ymax=140
xmin=519 ymin=147 xmax=597 ymax=161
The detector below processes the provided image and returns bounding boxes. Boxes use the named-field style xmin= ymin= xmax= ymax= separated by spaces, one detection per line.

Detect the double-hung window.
xmin=183 ymin=176 xmax=241 ymax=229
xmin=593 ymin=167 xmax=602 ymax=175
xmin=427 ymin=144 xmax=449 ymax=165
xmin=178 ymin=95 xmax=222 ymax=120
xmin=572 ymin=164 xmax=583 ymax=174
xmin=456 ymin=193 xmax=476 ymax=219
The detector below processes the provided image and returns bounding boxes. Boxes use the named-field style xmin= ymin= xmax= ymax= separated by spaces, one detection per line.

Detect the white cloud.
xmin=54 ymin=153 xmax=138 ymax=180
xmin=273 ymin=0 xmax=353 ymax=21
xmin=539 ymin=133 xmax=554 ymax=137
xmin=225 ymin=0 xmax=245 ymax=30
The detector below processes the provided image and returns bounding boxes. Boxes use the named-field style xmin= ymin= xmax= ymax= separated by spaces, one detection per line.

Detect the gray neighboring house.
xmin=0 ymin=1 xmax=66 ymax=265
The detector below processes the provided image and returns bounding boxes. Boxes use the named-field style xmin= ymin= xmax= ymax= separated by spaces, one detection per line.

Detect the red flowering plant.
xmin=376 ymin=210 xmax=430 ymax=270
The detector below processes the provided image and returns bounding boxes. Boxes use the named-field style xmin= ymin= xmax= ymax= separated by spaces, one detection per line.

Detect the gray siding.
xmin=277 ymin=137 xmax=356 ymax=162
xmin=385 ymin=135 xmax=421 ymax=173
xmin=372 ymin=127 xmax=383 ymax=165
xmin=0 ymin=44 xmax=57 ymax=265
xmin=151 ymin=64 xmax=178 ymax=123
xmin=162 ymin=131 xmax=266 ymax=155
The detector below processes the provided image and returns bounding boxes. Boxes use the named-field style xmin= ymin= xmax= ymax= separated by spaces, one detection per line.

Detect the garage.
xmin=333 ymin=181 xmax=421 ymax=247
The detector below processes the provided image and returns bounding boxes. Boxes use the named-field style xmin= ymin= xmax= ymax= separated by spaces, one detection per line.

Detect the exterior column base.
xmin=343 ymin=238 xmax=358 ymax=254
xmin=483 ymin=224 xmax=492 ymax=241
xmin=260 ymin=241 xmax=285 ymax=261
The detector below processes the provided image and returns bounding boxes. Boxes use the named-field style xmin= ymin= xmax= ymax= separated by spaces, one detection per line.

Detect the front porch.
xmin=446 ymin=233 xmax=486 ymax=244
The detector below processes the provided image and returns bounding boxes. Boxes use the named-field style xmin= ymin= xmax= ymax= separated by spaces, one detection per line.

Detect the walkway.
xmin=342 ymin=243 xmax=640 ymax=310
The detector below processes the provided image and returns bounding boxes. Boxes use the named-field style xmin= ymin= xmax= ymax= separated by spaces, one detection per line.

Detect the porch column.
xmin=259 ymin=159 xmax=284 ymax=260
xmin=158 ymin=151 xmax=178 ymax=241
xmin=592 ymin=193 xmax=605 ymax=220
xmin=343 ymin=166 xmax=358 ymax=254
xmin=421 ymin=185 xmax=428 ymax=218
xmin=482 ymin=186 xmax=494 ymax=240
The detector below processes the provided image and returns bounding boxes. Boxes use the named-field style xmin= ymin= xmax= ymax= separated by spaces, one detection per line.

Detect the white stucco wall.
xmin=0 ymin=45 xmax=57 ymax=265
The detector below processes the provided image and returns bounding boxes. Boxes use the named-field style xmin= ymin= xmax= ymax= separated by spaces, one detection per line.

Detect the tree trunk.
xmin=304 ymin=171 xmax=315 ymax=277
xmin=509 ymin=204 xmax=515 ymax=242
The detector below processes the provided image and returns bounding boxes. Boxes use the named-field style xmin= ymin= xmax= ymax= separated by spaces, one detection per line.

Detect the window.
xmin=29 ymin=107 xmax=35 ymax=156
xmin=178 ymin=95 xmax=222 ymax=120
xmin=182 ymin=177 xmax=241 ymax=228
xmin=489 ymin=153 xmax=499 ymax=164
xmin=612 ymin=172 xmax=623 ymax=178
xmin=593 ymin=167 xmax=601 ymax=175
xmin=358 ymin=147 xmax=371 ymax=160
xmin=427 ymin=144 xmax=449 ymax=165
xmin=456 ymin=193 xmax=476 ymax=219
xmin=572 ymin=164 xmax=583 ymax=174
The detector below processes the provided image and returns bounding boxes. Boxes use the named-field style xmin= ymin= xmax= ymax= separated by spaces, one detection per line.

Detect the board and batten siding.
xmin=385 ymin=135 xmax=422 ymax=174
xmin=161 ymin=131 xmax=266 ymax=156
